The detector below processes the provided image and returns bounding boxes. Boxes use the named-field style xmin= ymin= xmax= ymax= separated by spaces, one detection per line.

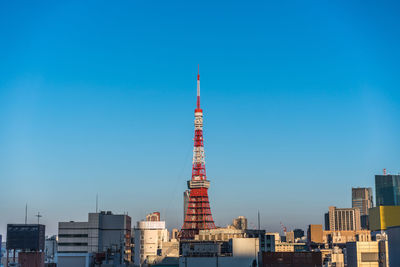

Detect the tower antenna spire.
xmin=197 ymin=65 xmax=200 ymax=109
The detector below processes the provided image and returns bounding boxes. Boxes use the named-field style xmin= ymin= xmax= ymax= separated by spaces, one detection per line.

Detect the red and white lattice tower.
xmin=180 ymin=67 xmax=216 ymax=239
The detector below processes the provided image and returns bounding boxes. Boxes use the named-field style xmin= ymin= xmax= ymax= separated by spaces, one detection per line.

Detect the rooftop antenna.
xmin=258 ymin=211 xmax=260 ymax=231
xmin=25 ymin=204 xmax=28 ymax=224
xmin=96 ymin=193 xmax=98 ymax=213
xmin=35 ymin=212 xmax=42 ymax=225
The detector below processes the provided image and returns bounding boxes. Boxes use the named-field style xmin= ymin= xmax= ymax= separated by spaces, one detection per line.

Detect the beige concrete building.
xmin=346 ymin=241 xmax=389 ymax=267
xmin=274 ymin=242 xmax=294 ymax=252
xmin=145 ymin=240 xmax=179 ymax=266
xmin=195 ymin=228 xmax=245 ymax=241
xmin=161 ymin=240 xmax=179 ymax=257
xmin=323 ymin=230 xmax=371 ymax=244
xmin=171 ymin=228 xmax=179 ymax=240
xmin=321 ymin=247 xmax=344 ymax=267
xmin=285 ymin=231 xmax=295 ymax=243
xmin=308 ymin=224 xmax=371 ymax=245
xmin=325 ymin=206 xmax=361 ymax=231
xmin=308 ymin=224 xmax=323 ymax=244
xmin=232 ymin=216 xmax=247 ymax=230
xmin=194 ymin=227 xmax=263 ymax=242
xmin=179 ymin=238 xmax=259 ymax=267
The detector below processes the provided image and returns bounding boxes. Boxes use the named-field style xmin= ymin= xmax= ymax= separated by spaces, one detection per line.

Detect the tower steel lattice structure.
xmin=180 ymin=68 xmax=216 ymax=240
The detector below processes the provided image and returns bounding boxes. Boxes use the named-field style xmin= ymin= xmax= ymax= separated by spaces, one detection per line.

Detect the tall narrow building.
xmin=352 ymin=187 xmax=373 ymax=229
xmin=180 ymin=68 xmax=216 ymax=239
xmin=352 ymin=187 xmax=373 ymax=216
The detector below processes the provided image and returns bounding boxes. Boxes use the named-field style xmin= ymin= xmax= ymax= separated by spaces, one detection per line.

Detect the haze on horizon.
xmin=1 ymin=1 xmax=400 ymax=237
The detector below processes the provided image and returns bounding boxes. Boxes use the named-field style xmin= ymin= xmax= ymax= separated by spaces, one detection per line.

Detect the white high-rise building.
xmin=134 ymin=215 xmax=168 ymax=266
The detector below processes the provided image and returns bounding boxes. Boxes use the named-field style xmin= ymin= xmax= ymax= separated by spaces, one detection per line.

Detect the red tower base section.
xmin=181 ymin=187 xmax=216 ymax=239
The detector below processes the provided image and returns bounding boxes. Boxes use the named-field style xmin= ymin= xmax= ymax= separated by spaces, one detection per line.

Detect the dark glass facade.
xmin=6 ymin=224 xmax=45 ymax=250
xmin=375 ymin=174 xmax=400 ymax=206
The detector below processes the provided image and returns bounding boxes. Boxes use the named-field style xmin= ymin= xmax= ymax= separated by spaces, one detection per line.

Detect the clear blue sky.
xmin=1 ymin=0 xmax=400 ymax=236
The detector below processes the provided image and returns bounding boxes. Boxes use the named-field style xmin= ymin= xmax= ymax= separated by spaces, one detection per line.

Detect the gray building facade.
xmin=58 ymin=211 xmax=131 ymax=264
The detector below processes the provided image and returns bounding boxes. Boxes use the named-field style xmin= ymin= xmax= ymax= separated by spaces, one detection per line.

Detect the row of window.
xmin=58 ymin=243 xmax=88 ymax=246
xmin=59 ymin=234 xmax=88 ymax=238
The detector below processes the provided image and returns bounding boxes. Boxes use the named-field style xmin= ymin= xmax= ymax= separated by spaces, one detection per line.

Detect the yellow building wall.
xmin=369 ymin=206 xmax=400 ymax=231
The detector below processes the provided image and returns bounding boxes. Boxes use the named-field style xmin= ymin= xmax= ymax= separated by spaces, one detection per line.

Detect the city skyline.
xmin=1 ymin=0 xmax=400 ymax=237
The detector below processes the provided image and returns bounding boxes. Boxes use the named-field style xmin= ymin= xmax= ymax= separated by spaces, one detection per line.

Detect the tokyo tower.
xmin=180 ymin=67 xmax=216 ymax=240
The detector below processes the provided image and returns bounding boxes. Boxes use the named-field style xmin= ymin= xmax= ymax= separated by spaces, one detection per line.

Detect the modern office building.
xmin=369 ymin=205 xmax=400 ymax=231
xmin=375 ymin=173 xmax=400 ymax=206
xmin=57 ymin=211 xmax=131 ymax=266
xmin=133 ymin=213 xmax=169 ymax=266
xmin=325 ymin=206 xmax=361 ymax=231
xmin=7 ymin=224 xmax=46 ymax=251
xmin=6 ymin=224 xmax=46 ymax=267
xmin=232 ymin=216 xmax=248 ymax=230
